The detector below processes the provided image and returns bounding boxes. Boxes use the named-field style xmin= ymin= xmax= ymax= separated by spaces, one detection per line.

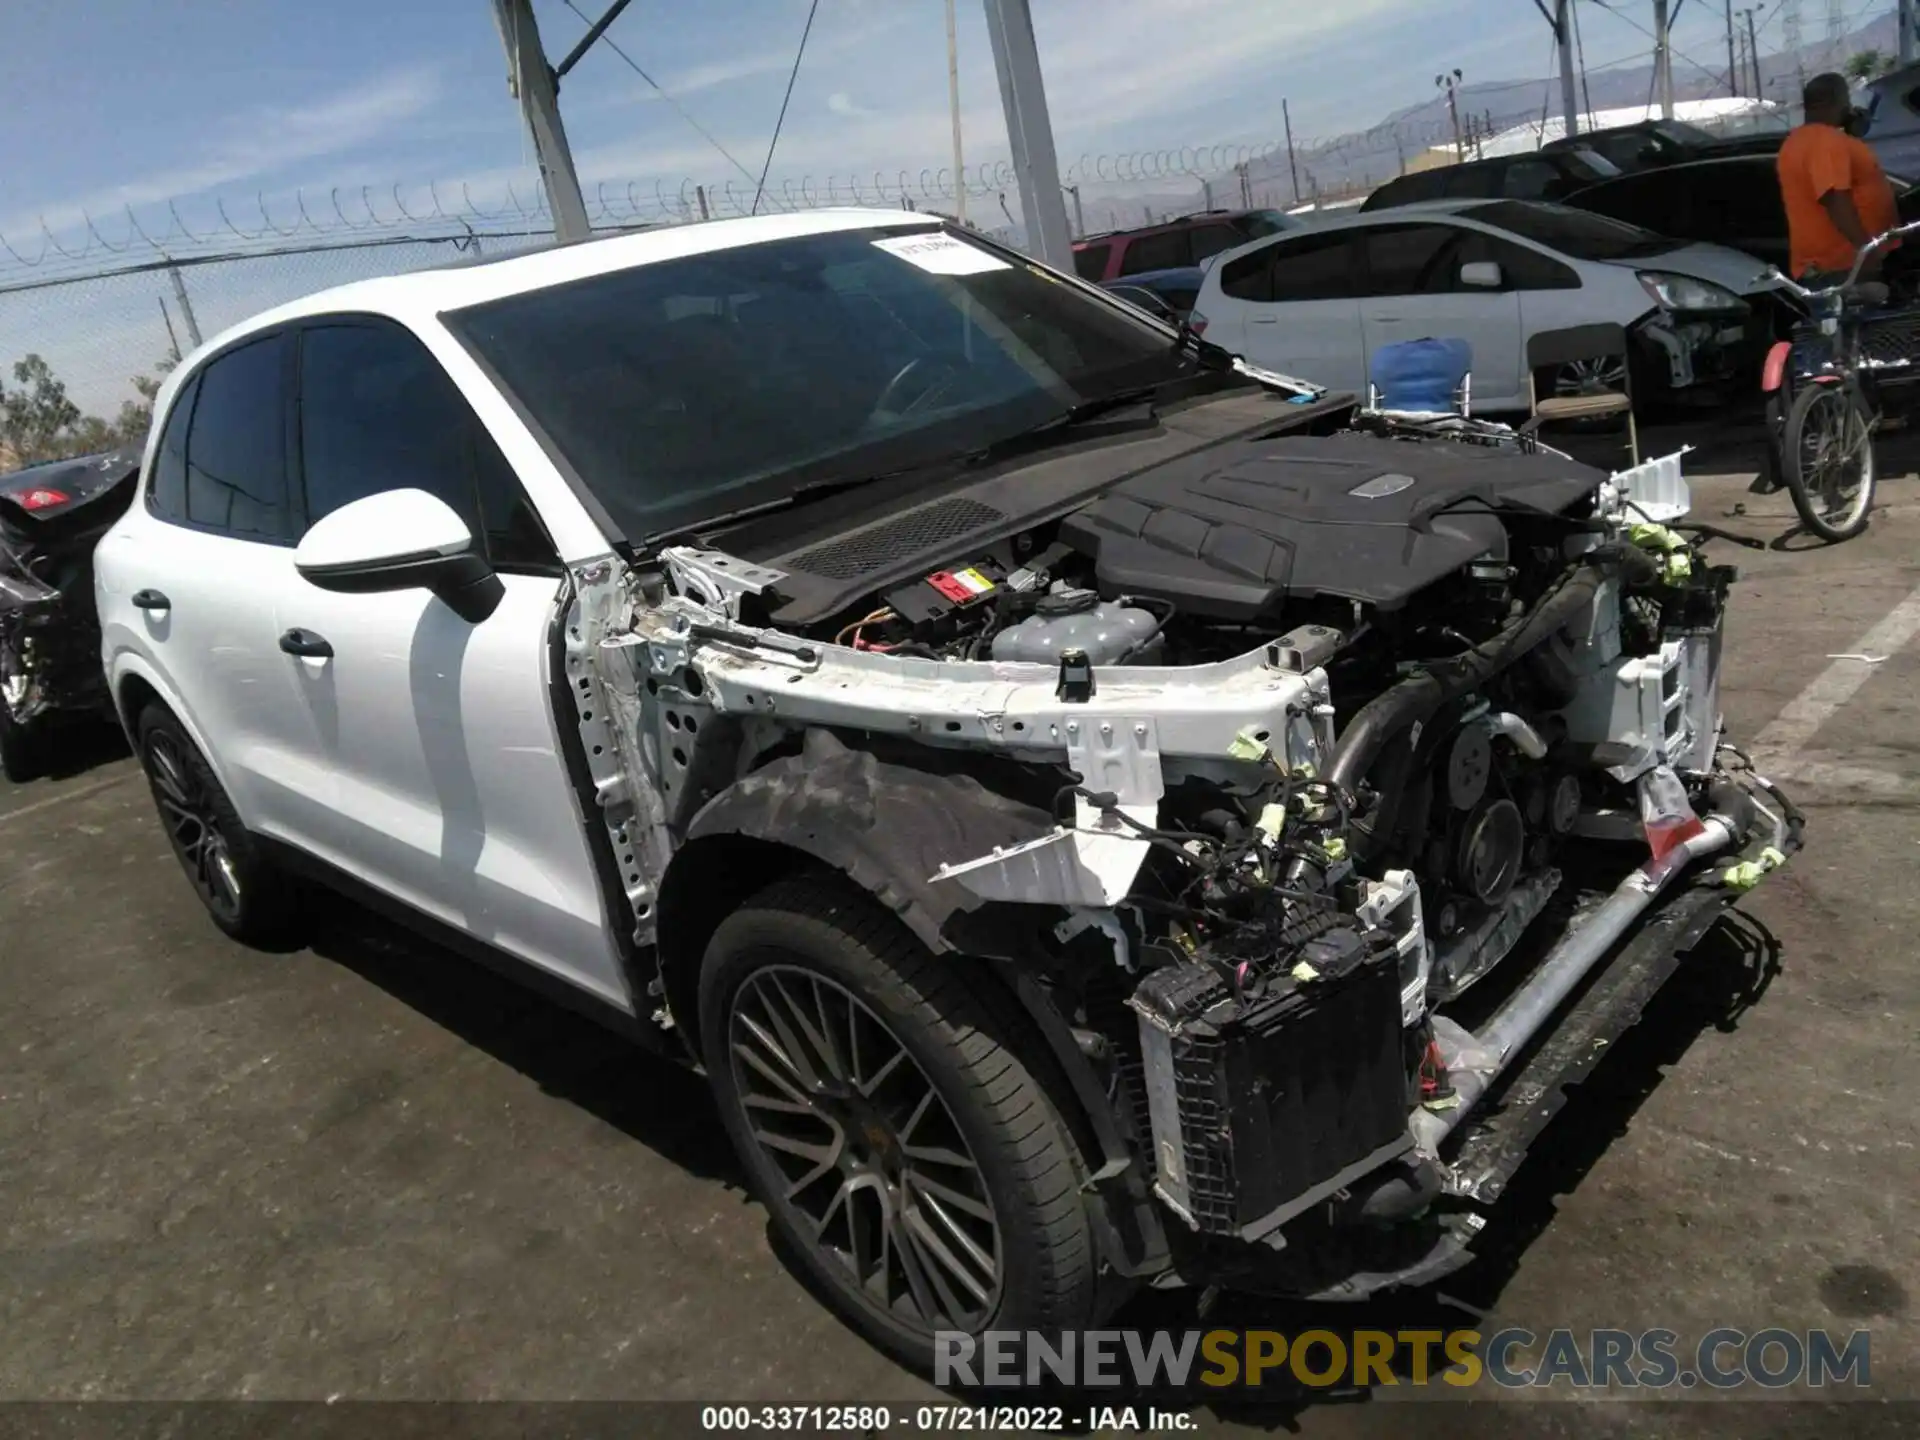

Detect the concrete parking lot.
xmin=3 ymin=448 xmax=1917 ymax=1434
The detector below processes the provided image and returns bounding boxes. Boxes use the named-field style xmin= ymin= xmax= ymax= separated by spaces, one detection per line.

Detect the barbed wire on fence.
xmin=0 ymin=105 xmax=1524 ymax=286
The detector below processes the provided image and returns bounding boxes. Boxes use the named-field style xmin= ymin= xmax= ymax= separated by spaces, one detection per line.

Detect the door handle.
xmin=278 ymin=628 xmax=333 ymax=659
xmin=1374 ymin=315 xmax=1405 ymax=323
xmin=131 ymin=589 xmax=170 ymax=612
xmin=1249 ymin=315 xmax=1279 ymax=325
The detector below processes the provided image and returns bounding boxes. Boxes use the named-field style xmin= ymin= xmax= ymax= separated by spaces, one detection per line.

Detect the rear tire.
xmin=1782 ymin=381 xmax=1876 ymax=542
xmin=135 ymin=704 xmax=303 ymax=946
xmin=699 ymin=876 xmax=1097 ymax=1373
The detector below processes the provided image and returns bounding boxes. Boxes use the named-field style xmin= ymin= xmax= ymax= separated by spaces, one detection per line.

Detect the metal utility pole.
xmin=157 ymin=298 xmax=182 ymax=364
xmin=1555 ymin=0 xmax=1581 ymax=138
xmin=945 ymin=0 xmax=967 ymax=224
xmin=491 ymin=0 xmax=591 ymax=243
xmin=1903 ymin=0 xmax=1916 ymax=65
xmin=981 ymin=0 xmax=1073 ymax=269
xmin=1530 ymin=0 xmax=1582 ymax=139
xmin=1743 ymin=8 xmax=1763 ymax=95
xmin=165 ymin=263 xmax=202 ymax=350
xmin=1437 ymin=69 xmax=1466 ymax=160
xmin=1784 ymin=0 xmax=1806 ymax=111
xmin=1653 ymin=0 xmax=1676 ymax=120
xmin=1725 ymin=0 xmax=1741 ymax=95
xmin=1063 ymin=183 xmax=1084 ymax=236
xmin=1281 ymin=100 xmax=1303 ymax=204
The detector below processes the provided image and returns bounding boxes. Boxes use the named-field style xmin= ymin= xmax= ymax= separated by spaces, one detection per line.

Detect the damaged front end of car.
xmin=564 ymin=428 xmax=1799 ymax=1301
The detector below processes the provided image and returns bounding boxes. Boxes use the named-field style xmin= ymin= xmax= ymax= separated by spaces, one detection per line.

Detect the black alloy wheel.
xmin=699 ymin=877 xmax=1098 ymax=1370
xmin=135 ymin=706 xmax=301 ymax=945
xmin=729 ymin=963 xmax=1004 ymax=1332
xmin=143 ymin=723 xmax=243 ymax=925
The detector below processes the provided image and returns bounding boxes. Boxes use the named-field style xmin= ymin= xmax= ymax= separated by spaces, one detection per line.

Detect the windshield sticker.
xmin=872 ymin=232 xmax=1011 ymax=274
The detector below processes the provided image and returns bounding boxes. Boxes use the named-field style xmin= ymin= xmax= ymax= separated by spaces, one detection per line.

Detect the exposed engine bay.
xmin=568 ymin=412 xmax=1799 ymax=1298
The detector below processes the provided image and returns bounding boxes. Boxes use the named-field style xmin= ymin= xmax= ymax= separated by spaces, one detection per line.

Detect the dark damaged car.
xmin=95 ymin=213 xmax=1799 ymax=1371
xmin=0 ymin=446 xmax=140 ymax=778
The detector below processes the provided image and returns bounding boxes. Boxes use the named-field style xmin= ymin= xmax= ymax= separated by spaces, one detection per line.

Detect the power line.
xmin=1588 ymin=0 xmax=1744 ymax=86
xmin=558 ymin=0 xmax=766 ymax=201
xmin=753 ymin=0 xmax=820 ymax=216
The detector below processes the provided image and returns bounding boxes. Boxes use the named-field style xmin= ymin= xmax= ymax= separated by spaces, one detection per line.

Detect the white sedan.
xmin=1190 ymin=199 xmax=1779 ymax=411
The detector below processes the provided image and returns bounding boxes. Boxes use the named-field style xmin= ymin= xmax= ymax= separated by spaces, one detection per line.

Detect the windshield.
xmin=1656 ymin=120 xmax=1719 ymax=147
xmin=1241 ymin=209 xmax=1294 ymax=238
xmin=1464 ymin=200 xmax=1682 ymax=259
xmin=1561 ymin=149 xmax=1624 ymax=182
xmin=446 ymin=225 xmax=1213 ymax=541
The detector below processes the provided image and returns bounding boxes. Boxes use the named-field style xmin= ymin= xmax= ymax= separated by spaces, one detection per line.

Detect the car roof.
xmin=191 ymin=207 xmax=939 ymax=352
xmin=1072 ymin=208 xmax=1274 ymax=246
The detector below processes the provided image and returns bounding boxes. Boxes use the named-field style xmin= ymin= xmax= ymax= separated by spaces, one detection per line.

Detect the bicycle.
xmin=1760 ymin=217 xmax=1920 ymax=543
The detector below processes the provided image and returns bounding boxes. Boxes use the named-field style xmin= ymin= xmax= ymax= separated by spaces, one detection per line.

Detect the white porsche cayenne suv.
xmin=96 ymin=208 xmax=1793 ymax=1371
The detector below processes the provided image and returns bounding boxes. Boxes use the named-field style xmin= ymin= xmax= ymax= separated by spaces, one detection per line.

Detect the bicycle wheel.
xmin=1782 ymin=381 xmax=1876 ymax=542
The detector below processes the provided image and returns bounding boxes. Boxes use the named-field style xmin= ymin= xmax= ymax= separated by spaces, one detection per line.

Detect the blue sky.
xmin=0 ymin=0 xmax=1809 ymax=412
xmin=1 ymin=0 xmax=1776 ymax=240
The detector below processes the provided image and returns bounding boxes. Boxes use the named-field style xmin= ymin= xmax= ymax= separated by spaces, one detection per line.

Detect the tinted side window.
xmin=1445 ymin=231 xmax=1580 ymax=291
xmin=1268 ymin=231 xmax=1361 ymax=301
xmin=297 ymin=322 xmax=556 ymax=570
xmin=183 ymin=335 xmax=291 ymax=542
xmin=1072 ymin=244 xmax=1112 ymax=281
xmin=474 ymin=430 xmax=560 ymax=571
xmin=1575 ymin=175 xmax=1669 ymax=231
xmin=1118 ymin=230 xmax=1189 ymax=275
xmin=147 ymin=372 xmax=198 ymax=523
xmin=1219 ymin=244 xmax=1276 ymax=302
xmin=1187 ymin=225 xmax=1243 ymax=262
xmin=1501 ymin=160 xmax=1562 ymax=199
xmin=1444 ymin=164 xmax=1501 ymax=199
xmin=1361 ymin=224 xmax=1457 ymax=296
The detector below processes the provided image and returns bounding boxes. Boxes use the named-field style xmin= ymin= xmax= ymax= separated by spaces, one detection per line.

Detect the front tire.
xmin=1783 ymin=381 xmax=1875 ymax=542
xmin=699 ymin=877 xmax=1097 ymax=1372
xmin=136 ymin=705 xmax=302 ymax=946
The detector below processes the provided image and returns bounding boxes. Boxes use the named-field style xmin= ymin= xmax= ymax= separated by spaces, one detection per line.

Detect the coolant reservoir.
xmin=990 ymin=591 xmax=1162 ymax=665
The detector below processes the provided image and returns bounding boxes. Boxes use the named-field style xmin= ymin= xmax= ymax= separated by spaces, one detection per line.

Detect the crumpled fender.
xmin=680 ymin=728 xmax=1055 ymax=958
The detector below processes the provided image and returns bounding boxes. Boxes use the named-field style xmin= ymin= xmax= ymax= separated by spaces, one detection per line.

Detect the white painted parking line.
xmin=1751 ymin=581 xmax=1920 ymax=776
xmin=0 ymin=772 xmax=136 ymax=831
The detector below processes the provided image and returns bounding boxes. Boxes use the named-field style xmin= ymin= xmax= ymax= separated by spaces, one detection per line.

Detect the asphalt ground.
xmin=2 ymin=430 xmax=1916 ymax=1437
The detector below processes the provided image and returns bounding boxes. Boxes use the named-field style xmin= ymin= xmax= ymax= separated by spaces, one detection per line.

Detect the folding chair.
xmin=1367 ymin=337 xmax=1473 ymax=415
xmin=1521 ymin=322 xmax=1639 ymax=464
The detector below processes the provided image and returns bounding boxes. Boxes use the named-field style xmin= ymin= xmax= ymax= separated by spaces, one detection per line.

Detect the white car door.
xmin=1356 ymin=220 xmax=1525 ymax=408
xmin=95 ymin=330 xmax=317 ymax=828
xmin=1209 ymin=229 xmax=1367 ymax=393
xmin=270 ymin=318 xmax=627 ymax=1007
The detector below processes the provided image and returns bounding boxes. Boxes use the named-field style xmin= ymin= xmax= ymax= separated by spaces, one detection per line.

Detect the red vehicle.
xmin=1071 ymin=207 xmax=1298 ymax=282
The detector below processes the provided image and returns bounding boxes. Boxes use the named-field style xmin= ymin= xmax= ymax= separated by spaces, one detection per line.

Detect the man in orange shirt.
xmin=1777 ymin=72 xmax=1899 ymax=285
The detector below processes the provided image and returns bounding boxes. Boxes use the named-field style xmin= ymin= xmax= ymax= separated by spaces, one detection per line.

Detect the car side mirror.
xmin=294 ymin=488 xmax=503 ymax=624
xmin=1459 ymin=261 xmax=1504 ymax=288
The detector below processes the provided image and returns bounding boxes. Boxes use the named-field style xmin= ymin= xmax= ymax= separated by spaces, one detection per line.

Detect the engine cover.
xmin=1059 ymin=433 xmax=1604 ymax=621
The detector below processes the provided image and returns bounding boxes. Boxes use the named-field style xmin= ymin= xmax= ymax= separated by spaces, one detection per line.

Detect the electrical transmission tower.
xmin=1824 ymin=0 xmax=1844 ymax=65
xmin=1783 ymin=0 xmax=1806 ymax=103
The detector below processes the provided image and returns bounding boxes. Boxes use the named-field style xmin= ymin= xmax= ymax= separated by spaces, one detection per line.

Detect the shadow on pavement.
xmin=303 ymin=907 xmax=741 ymax=1188
xmin=18 ymin=714 xmax=130 ymax=783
